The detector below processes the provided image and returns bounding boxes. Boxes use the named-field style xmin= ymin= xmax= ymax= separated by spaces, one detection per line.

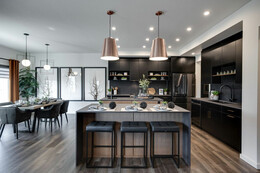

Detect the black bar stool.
xmin=86 ymin=121 xmax=116 ymax=168
xmin=120 ymin=121 xmax=148 ymax=168
xmin=150 ymin=121 xmax=180 ymax=168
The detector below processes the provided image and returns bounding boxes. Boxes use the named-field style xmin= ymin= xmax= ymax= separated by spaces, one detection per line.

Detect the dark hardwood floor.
xmin=0 ymin=114 xmax=259 ymax=173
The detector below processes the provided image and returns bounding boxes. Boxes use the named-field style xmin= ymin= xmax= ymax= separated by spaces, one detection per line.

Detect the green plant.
xmin=132 ymin=101 xmax=138 ymax=105
xmin=19 ymin=67 xmax=39 ymax=101
xmin=212 ymin=91 xmax=219 ymax=96
xmin=139 ymin=74 xmax=150 ymax=89
xmin=162 ymin=101 xmax=168 ymax=105
xmin=164 ymin=88 xmax=168 ymax=92
xmin=108 ymin=88 xmax=112 ymax=92
xmin=99 ymin=100 xmax=103 ymax=105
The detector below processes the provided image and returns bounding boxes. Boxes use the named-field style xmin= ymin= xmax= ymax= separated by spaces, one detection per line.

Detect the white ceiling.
xmin=0 ymin=0 xmax=250 ymax=55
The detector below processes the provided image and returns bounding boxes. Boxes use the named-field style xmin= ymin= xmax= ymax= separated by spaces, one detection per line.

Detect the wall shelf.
xmin=212 ymin=73 xmax=236 ymax=77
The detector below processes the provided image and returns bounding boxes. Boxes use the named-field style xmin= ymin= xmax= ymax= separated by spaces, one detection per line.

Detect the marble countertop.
xmin=191 ymin=97 xmax=242 ymax=110
xmin=101 ymin=97 xmax=163 ymax=101
xmin=77 ymin=104 xmax=190 ymax=113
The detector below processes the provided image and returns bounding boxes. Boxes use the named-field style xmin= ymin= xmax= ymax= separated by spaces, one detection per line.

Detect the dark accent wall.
xmin=201 ymin=32 xmax=242 ymax=103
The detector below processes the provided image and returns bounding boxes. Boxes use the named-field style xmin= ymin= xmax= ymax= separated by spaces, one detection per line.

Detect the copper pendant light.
xmin=101 ymin=10 xmax=119 ymax=61
xmin=149 ymin=11 xmax=168 ymax=61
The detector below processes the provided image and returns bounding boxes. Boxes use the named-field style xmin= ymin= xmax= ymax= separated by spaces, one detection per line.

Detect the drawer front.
xmin=222 ymin=106 xmax=241 ymax=116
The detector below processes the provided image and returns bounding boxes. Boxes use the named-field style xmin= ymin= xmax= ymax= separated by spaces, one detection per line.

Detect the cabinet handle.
xmin=227 ymin=109 xmax=235 ymax=113
xmin=227 ymin=114 xmax=235 ymax=119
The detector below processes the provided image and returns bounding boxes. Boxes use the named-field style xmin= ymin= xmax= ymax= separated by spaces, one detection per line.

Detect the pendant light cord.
xmin=158 ymin=15 xmax=160 ymax=38
xmin=46 ymin=45 xmax=49 ymax=65
xmin=109 ymin=15 xmax=111 ymax=38
xmin=25 ymin=35 xmax=28 ymax=60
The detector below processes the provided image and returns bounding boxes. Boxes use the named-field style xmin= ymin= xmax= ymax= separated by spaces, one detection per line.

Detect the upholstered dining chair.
xmin=35 ymin=103 xmax=62 ymax=132
xmin=60 ymin=100 xmax=69 ymax=125
xmin=0 ymin=106 xmax=32 ymax=139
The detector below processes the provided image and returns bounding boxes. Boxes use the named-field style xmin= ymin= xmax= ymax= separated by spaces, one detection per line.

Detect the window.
xmin=0 ymin=66 xmax=9 ymax=103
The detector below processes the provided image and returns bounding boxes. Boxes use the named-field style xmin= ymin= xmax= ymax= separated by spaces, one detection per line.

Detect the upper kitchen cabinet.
xmin=222 ymin=41 xmax=236 ymax=65
xmin=235 ymin=38 xmax=242 ymax=83
xmin=139 ymin=59 xmax=148 ymax=77
xmin=109 ymin=58 xmax=130 ymax=71
xmin=171 ymin=57 xmax=195 ymax=73
xmin=129 ymin=59 xmax=140 ymax=81
xmin=109 ymin=60 xmax=120 ymax=71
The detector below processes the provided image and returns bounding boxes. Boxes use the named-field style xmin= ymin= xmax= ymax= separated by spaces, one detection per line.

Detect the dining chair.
xmin=35 ymin=103 xmax=62 ymax=132
xmin=0 ymin=106 xmax=32 ymax=139
xmin=60 ymin=100 xmax=69 ymax=125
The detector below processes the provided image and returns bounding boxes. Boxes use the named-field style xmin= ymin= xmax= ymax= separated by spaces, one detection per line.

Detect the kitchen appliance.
xmin=172 ymin=73 xmax=195 ymax=110
xmin=191 ymin=99 xmax=201 ymax=127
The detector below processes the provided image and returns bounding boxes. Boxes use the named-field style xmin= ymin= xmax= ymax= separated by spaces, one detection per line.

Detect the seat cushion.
xmin=120 ymin=121 xmax=148 ymax=132
xmin=150 ymin=121 xmax=180 ymax=132
xmin=86 ymin=121 xmax=115 ymax=132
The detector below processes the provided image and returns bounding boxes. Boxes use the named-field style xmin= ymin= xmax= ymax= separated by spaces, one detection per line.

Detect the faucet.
xmin=219 ymin=84 xmax=233 ymax=102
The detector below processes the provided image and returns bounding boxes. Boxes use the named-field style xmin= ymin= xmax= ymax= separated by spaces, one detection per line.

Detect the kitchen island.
xmin=76 ymin=104 xmax=191 ymax=166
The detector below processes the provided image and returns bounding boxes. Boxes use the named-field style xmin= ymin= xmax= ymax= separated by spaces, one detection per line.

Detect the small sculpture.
xmin=109 ymin=101 xmax=116 ymax=109
xmin=168 ymin=102 xmax=175 ymax=109
xmin=140 ymin=101 xmax=147 ymax=109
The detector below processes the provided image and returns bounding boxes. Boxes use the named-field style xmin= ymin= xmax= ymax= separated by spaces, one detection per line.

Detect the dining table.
xmin=2 ymin=101 xmax=63 ymax=132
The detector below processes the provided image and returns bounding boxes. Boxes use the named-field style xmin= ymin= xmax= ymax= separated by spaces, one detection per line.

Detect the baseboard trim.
xmin=240 ymin=154 xmax=260 ymax=169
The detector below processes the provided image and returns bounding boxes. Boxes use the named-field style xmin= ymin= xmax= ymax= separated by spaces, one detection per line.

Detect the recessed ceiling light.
xmin=115 ymin=38 xmax=119 ymax=41
xmin=146 ymin=38 xmax=149 ymax=41
xmin=112 ymin=26 xmax=116 ymax=31
xmin=48 ymin=26 xmax=55 ymax=31
xmin=187 ymin=27 xmax=192 ymax=32
xmin=143 ymin=45 xmax=146 ymax=48
xmin=176 ymin=38 xmax=180 ymax=42
xmin=203 ymin=10 xmax=210 ymax=16
xmin=117 ymin=45 xmax=120 ymax=48
xmin=149 ymin=27 xmax=154 ymax=31
xmin=168 ymin=45 xmax=172 ymax=49
xmin=192 ymin=52 xmax=195 ymax=55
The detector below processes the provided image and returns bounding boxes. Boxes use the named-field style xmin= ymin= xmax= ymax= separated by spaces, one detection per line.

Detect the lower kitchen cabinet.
xmin=199 ymin=101 xmax=241 ymax=152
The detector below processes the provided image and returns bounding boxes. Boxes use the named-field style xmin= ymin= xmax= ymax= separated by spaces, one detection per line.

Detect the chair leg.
xmin=27 ymin=120 xmax=31 ymax=132
xmin=45 ymin=118 xmax=47 ymax=128
xmin=65 ymin=113 xmax=68 ymax=123
xmin=50 ymin=118 xmax=53 ymax=132
xmin=24 ymin=121 xmax=27 ymax=127
xmin=16 ymin=124 xmax=18 ymax=139
xmin=0 ymin=124 xmax=5 ymax=138
xmin=60 ymin=114 xmax=63 ymax=126
xmin=37 ymin=118 xmax=40 ymax=132
xmin=13 ymin=124 xmax=16 ymax=133
xmin=56 ymin=117 xmax=60 ymax=128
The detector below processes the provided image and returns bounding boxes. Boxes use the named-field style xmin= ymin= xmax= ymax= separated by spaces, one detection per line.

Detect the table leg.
xmin=31 ymin=112 xmax=37 ymax=132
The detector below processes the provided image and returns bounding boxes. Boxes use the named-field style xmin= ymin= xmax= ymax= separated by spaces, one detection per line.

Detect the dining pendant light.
xmin=101 ymin=10 xmax=119 ymax=61
xmin=21 ymin=33 xmax=31 ymax=67
xmin=44 ymin=44 xmax=51 ymax=71
xmin=149 ymin=11 xmax=168 ymax=61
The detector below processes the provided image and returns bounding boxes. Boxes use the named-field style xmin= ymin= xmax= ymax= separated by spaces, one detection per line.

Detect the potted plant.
xmin=139 ymin=74 xmax=150 ymax=96
xmin=132 ymin=101 xmax=138 ymax=108
xmin=107 ymin=89 xmax=112 ymax=96
xmin=210 ymin=90 xmax=219 ymax=100
xmin=162 ymin=101 xmax=168 ymax=109
xmin=164 ymin=88 xmax=168 ymax=95
xmin=99 ymin=100 xmax=103 ymax=107
xmin=19 ymin=67 xmax=39 ymax=101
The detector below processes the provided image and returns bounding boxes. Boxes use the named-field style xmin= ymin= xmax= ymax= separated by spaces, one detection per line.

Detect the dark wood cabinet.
xmin=129 ymin=59 xmax=140 ymax=81
xmin=171 ymin=57 xmax=195 ymax=73
xmin=222 ymin=42 xmax=236 ymax=65
xmin=109 ymin=61 xmax=120 ymax=71
xmin=199 ymin=101 xmax=241 ymax=152
xmin=235 ymin=39 xmax=242 ymax=83
xmin=119 ymin=59 xmax=130 ymax=71
xmin=139 ymin=59 xmax=148 ymax=77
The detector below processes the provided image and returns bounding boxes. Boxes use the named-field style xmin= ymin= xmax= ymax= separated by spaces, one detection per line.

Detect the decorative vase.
xmin=141 ymin=87 xmax=148 ymax=96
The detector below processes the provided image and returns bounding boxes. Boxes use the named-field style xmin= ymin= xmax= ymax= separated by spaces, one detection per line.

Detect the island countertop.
xmin=77 ymin=103 xmax=190 ymax=113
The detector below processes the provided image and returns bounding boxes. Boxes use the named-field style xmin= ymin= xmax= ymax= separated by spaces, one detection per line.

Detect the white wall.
xmin=180 ymin=0 xmax=260 ymax=169
xmin=33 ymin=53 xmax=108 ymax=113
xmin=195 ymin=54 xmax=201 ymax=98
xmin=0 ymin=45 xmax=21 ymax=65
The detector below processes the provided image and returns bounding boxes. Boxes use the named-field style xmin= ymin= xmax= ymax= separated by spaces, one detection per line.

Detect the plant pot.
xmin=164 ymin=92 xmax=167 ymax=95
xmin=210 ymin=94 xmax=219 ymax=100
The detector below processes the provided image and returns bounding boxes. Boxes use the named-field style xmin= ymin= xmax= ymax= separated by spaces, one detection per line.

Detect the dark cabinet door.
xmin=157 ymin=60 xmax=170 ymax=72
xmin=235 ymin=39 xmax=242 ymax=84
xmin=171 ymin=57 xmax=195 ymax=73
xmin=201 ymin=52 xmax=212 ymax=97
xmin=139 ymin=59 xmax=148 ymax=77
xmin=147 ymin=61 xmax=158 ymax=71
xmin=130 ymin=59 xmax=139 ymax=81
xmin=201 ymin=102 xmax=222 ymax=138
xmin=109 ymin=61 xmax=120 ymax=71
xmin=119 ymin=59 xmax=130 ymax=71
xmin=222 ymin=112 xmax=241 ymax=152
xmin=211 ymin=47 xmax=222 ymax=67
xmin=222 ymin=42 xmax=236 ymax=65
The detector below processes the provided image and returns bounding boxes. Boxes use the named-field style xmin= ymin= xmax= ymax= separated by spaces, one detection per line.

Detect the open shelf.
xmin=212 ymin=73 xmax=236 ymax=77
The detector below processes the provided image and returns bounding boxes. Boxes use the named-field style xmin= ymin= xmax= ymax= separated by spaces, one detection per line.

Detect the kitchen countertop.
xmin=191 ymin=97 xmax=242 ymax=110
xmin=101 ymin=97 xmax=163 ymax=101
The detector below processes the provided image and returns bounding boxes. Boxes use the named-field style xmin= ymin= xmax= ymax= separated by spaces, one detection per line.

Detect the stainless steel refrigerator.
xmin=172 ymin=73 xmax=195 ymax=110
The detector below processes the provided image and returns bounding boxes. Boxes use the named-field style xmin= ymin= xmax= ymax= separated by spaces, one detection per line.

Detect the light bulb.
xmin=44 ymin=64 xmax=51 ymax=70
xmin=21 ymin=59 xmax=31 ymax=67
